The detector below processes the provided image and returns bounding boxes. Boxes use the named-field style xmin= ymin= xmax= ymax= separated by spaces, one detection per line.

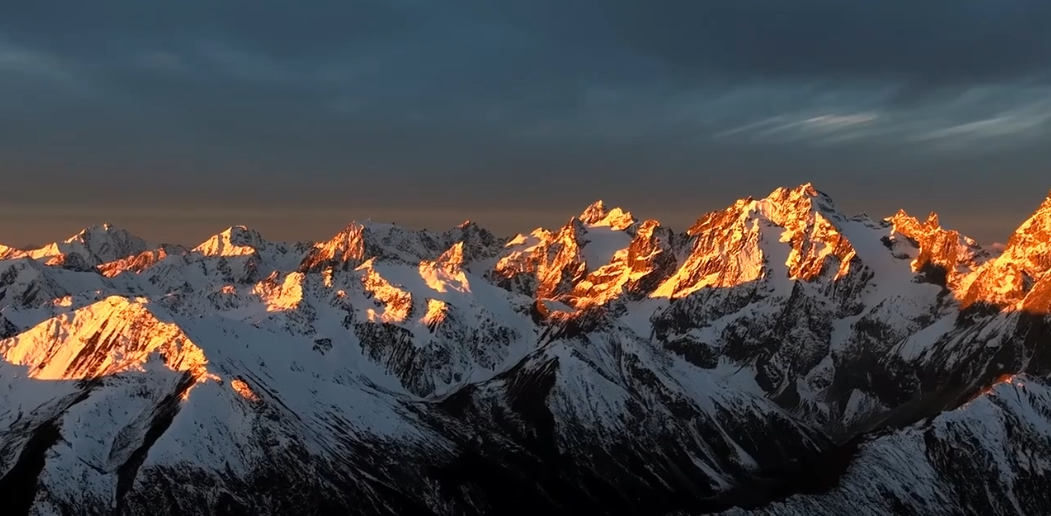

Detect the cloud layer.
xmin=2 ymin=1 xmax=1049 ymax=245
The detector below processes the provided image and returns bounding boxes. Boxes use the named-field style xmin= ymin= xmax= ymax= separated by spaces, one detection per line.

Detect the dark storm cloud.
xmin=3 ymin=0 xmax=1049 ymax=154
xmin=2 ymin=1 xmax=624 ymax=154
xmin=604 ymin=1 xmax=1051 ymax=90
xmin=1 ymin=1 xmax=1049 ymax=247
xmin=0 ymin=1 xmax=420 ymax=57
xmin=10 ymin=0 xmax=1051 ymax=87
xmin=4 ymin=1 xmax=1051 ymax=127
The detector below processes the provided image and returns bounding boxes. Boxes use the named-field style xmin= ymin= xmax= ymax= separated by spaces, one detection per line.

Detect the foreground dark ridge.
xmin=2 ymin=183 xmax=1051 ymax=515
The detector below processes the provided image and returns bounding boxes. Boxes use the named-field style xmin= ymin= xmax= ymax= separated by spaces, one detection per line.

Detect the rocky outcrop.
xmin=888 ymin=209 xmax=994 ymax=290
xmin=963 ymin=190 xmax=1051 ymax=309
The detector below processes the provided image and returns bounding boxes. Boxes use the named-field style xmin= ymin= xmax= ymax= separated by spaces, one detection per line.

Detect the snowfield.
xmin=2 ymin=183 xmax=1051 ymax=515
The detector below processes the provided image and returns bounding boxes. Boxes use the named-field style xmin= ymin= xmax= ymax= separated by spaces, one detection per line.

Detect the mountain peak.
xmin=747 ymin=183 xmax=842 ymax=230
xmin=1 ymin=296 xmax=210 ymax=380
xmin=1007 ymin=194 xmax=1051 ymax=246
xmin=299 ymin=224 xmax=367 ymax=272
xmin=764 ymin=183 xmax=827 ymax=204
xmin=69 ymin=222 xmax=126 ymax=240
xmin=435 ymin=241 xmax=465 ymax=271
xmin=579 ymin=200 xmax=608 ymax=223
xmin=888 ymin=209 xmax=945 ymax=235
xmin=578 ymin=200 xmax=635 ymax=230
xmin=796 ymin=182 xmax=819 ymax=196
xmin=440 ymin=220 xmax=502 ymax=264
xmin=299 ymin=220 xmax=446 ymax=273
xmin=888 ymin=209 xmax=921 ymax=232
xmin=194 ymin=225 xmax=267 ymax=256
xmin=222 ymin=225 xmax=264 ymax=244
xmin=78 ymin=222 xmax=114 ymax=234
xmin=764 ymin=182 xmax=819 ymax=200
xmin=20 ymin=223 xmax=152 ymax=266
xmin=962 ymin=193 xmax=1051 ymax=307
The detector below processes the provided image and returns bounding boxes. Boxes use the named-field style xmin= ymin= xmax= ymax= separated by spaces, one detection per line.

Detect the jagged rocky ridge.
xmin=1 ymin=184 xmax=1051 ymax=515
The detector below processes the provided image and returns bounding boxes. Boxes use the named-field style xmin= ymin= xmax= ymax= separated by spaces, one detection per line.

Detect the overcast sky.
xmin=2 ymin=0 xmax=1050 ymax=247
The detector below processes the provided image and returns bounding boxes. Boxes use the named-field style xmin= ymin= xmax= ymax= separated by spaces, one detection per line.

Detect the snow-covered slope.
xmin=2 ymin=184 xmax=1051 ymax=515
xmin=710 ymin=374 xmax=1051 ymax=516
xmin=0 ymin=224 xmax=149 ymax=270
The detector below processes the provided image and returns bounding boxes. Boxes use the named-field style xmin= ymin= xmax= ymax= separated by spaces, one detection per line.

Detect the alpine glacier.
xmin=2 ymin=183 xmax=1051 ymax=515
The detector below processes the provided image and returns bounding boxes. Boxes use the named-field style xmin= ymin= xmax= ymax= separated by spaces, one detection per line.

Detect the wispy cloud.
xmin=193 ymin=42 xmax=295 ymax=85
xmin=912 ymin=117 xmax=1019 ymax=141
xmin=134 ymin=51 xmax=189 ymax=76
xmin=706 ymin=87 xmax=1051 ymax=152
xmin=911 ymin=103 xmax=1051 ymax=144
xmin=714 ymin=112 xmax=880 ymax=145
xmin=713 ymin=116 xmax=790 ymax=138
xmin=0 ymin=39 xmax=78 ymax=85
xmin=804 ymin=114 xmax=879 ymax=128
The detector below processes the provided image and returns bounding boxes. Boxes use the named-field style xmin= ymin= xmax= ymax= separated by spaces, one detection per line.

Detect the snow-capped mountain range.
xmin=2 ymin=183 xmax=1050 ymax=515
